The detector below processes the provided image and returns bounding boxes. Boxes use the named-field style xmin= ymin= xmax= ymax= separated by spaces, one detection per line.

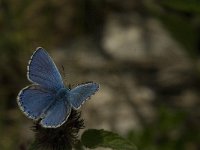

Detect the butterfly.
xmin=17 ymin=47 xmax=99 ymax=128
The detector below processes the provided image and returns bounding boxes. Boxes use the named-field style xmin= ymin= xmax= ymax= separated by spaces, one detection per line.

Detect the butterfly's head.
xmin=55 ymin=88 xmax=70 ymax=100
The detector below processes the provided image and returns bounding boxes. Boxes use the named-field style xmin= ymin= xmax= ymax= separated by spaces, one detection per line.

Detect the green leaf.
xmin=81 ymin=129 xmax=137 ymax=150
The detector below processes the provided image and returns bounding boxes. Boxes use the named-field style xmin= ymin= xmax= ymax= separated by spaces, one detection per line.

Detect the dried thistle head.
xmin=30 ymin=110 xmax=84 ymax=150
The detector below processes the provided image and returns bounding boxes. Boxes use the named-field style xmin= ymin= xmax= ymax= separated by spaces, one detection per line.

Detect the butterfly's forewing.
xmin=17 ymin=85 xmax=55 ymax=120
xmin=28 ymin=47 xmax=64 ymax=91
xmin=40 ymin=99 xmax=71 ymax=128
xmin=69 ymin=82 xmax=99 ymax=109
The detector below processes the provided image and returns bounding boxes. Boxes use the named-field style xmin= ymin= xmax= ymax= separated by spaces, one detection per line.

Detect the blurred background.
xmin=0 ymin=0 xmax=200 ymax=149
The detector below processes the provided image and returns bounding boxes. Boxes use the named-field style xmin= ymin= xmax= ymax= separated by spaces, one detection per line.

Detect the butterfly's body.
xmin=55 ymin=88 xmax=70 ymax=101
xmin=17 ymin=48 xmax=99 ymax=128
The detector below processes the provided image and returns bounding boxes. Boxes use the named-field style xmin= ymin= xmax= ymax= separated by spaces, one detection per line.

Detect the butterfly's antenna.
xmin=60 ymin=65 xmax=70 ymax=85
xmin=68 ymin=84 xmax=72 ymax=90
xmin=61 ymin=65 xmax=67 ymax=83
xmin=61 ymin=65 xmax=65 ymax=78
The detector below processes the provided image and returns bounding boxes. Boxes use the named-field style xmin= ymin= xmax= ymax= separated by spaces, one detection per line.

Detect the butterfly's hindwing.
xmin=40 ymin=98 xmax=71 ymax=128
xmin=69 ymin=82 xmax=99 ymax=109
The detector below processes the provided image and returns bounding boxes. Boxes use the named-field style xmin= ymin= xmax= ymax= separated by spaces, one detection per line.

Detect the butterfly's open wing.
xmin=69 ymin=82 xmax=99 ymax=109
xmin=40 ymin=99 xmax=71 ymax=128
xmin=28 ymin=47 xmax=64 ymax=91
xmin=17 ymin=85 xmax=55 ymax=120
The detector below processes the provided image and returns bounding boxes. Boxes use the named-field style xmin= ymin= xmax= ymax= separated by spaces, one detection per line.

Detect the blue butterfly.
xmin=17 ymin=47 xmax=99 ymax=128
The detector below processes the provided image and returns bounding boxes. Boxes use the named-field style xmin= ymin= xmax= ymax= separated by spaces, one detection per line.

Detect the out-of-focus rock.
xmin=102 ymin=13 xmax=187 ymax=64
